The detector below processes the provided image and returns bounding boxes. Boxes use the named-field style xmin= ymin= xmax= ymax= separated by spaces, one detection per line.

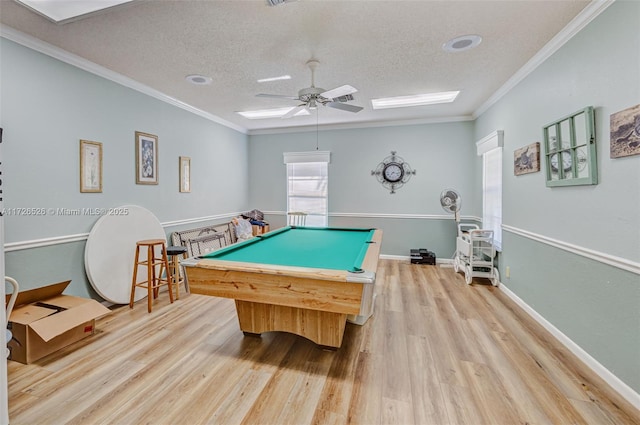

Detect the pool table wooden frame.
xmin=183 ymin=228 xmax=382 ymax=348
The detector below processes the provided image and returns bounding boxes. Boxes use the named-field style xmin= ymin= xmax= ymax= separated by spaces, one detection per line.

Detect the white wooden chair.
xmin=287 ymin=212 xmax=307 ymax=226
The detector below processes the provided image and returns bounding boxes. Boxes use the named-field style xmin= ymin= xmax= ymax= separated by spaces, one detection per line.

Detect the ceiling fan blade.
xmin=281 ymin=105 xmax=307 ymax=119
xmin=256 ymin=93 xmax=299 ymax=100
xmin=321 ymin=85 xmax=358 ymax=100
xmin=327 ymin=102 xmax=363 ymax=113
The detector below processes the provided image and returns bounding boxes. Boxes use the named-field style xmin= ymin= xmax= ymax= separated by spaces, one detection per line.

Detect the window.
xmin=284 ymin=151 xmax=330 ymax=227
xmin=476 ymin=131 xmax=503 ymax=251
xmin=482 ymin=148 xmax=502 ymax=250
xmin=543 ymin=106 xmax=597 ymax=187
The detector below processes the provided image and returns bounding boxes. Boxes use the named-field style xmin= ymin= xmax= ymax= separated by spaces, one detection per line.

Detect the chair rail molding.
xmin=4 ymin=212 xmax=243 ymax=252
xmin=503 ymin=224 xmax=640 ymax=275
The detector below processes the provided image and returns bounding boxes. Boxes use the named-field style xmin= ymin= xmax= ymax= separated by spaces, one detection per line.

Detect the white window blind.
xmin=476 ymin=131 xmax=503 ymax=251
xmin=482 ymin=147 xmax=502 ymax=251
xmin=284 ymin=151 xmax=330 ymax=227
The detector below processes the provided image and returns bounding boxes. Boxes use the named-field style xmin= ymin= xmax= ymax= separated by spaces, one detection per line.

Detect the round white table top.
xmin=84 ymin=205 xmax=166 ymax=304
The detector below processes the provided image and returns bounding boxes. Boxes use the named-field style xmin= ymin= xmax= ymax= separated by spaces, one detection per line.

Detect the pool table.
xmin=182 ymin=226 xmax=382 ymax=348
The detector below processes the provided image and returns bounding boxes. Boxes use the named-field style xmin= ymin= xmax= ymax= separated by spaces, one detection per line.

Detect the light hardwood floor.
xmin=8 ymin=260 xmax=640 ymax=424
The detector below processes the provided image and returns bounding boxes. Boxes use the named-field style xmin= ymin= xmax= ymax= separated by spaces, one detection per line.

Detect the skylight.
xmin=237 ymin=107 xmax=310 ymax=120
xmin=371 ymin=91 xmax=460 ymax=109
xmin=16 ymin=0 xmax=134 ymax=24
xmin=257 ymin=75 xmax=292 ymax=83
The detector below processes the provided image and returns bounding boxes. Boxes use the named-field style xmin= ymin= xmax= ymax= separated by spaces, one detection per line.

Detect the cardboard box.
xmin=251 ymin=223 xmax=270 ymax=236
xmin=6 ymin=280 xmax=111 ymax=364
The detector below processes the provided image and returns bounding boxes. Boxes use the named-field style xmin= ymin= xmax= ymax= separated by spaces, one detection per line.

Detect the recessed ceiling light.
xmin=237 ymin=107 xmax=310 ymax=119
xmin=442 ymin=35 xmax=482 ymax=53
xmin=185 ymin=74 xmax=212 ymax=85
xmin=257 ymin=75 xmax=292 ymax=83
xmin=371 ymin=91 xmax=460 ymax=109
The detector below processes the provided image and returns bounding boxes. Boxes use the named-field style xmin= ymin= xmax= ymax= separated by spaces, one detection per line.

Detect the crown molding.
xmin=0 ymin=25 xmax=248 ymax=135
xmin=247 ymin=115 xmax=474 ymax=136
xmin=1 ymin=0 xmax=614 ymax=136
xmin=0 ymin=24 xmax=474 ymax=136
xmin=473 ymin=0 xmax=615 ymax=119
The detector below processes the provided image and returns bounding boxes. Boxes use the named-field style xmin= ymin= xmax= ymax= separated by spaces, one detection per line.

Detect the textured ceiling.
xmin=1 ymin=0 xmax=591 ymax=133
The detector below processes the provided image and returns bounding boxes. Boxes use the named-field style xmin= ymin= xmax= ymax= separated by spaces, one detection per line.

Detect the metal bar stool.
xmin=161 ymin=246 xmax=189 ymax=300
xmin=130 ymin=239 xmax=174 ymax=313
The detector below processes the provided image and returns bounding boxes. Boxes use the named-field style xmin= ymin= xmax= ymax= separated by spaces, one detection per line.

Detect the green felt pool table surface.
xmin=201 ymin=226 xmax=376 ymax=272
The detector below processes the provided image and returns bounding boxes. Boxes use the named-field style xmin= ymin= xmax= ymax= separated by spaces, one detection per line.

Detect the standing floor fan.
xmin=440 ymin=189 xmax=461 ymax=225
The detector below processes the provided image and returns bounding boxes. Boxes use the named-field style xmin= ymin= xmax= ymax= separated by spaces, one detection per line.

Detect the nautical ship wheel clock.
xmin=371 ymin=151 xmax=416 ymax=193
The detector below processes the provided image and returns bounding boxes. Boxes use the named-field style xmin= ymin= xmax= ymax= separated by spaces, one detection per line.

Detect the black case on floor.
xmin=410 ymin=248 xmax=436 ymax=265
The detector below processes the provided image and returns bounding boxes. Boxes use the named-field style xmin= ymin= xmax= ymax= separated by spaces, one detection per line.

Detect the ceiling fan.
xmin=257 ymin=60 xmax=364 ymax=118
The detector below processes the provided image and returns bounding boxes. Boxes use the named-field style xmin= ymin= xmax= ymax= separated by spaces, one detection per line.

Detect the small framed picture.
xmin=80 ymin=140 xmax=103 ymax=192
xmin=514 ymin=142 xmax=540 ymax=176
xmin=179 ymin=156 xmax=191 ymax=193
xmin=135 ymin=131 xmax=158 ymax=185
xmin=610 ymin=103 xmax=640 ymax=159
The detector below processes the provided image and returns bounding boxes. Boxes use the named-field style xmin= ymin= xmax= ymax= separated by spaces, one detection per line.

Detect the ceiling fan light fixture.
xmin=185 ymin=74 xmax=212 ymax=85
xmin=442 ymin=34 xmax=482 ymax=53
xmin=256 ymin=59 xmax=363 ymax=116
xmin=237 ymin=107 xmax=310 ymax=119
xmin=371 ymin=91 xmax=460 ymax=109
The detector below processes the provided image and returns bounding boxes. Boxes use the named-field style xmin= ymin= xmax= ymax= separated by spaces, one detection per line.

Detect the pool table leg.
xmin=235 ymin=300 xmax=348 ymax=348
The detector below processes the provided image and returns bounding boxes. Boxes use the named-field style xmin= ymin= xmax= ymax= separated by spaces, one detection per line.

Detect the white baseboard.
xmin=384 ymin=254 xmax=640 ymax=409
xmin=498 ymin=282 xmax=640 ymax=411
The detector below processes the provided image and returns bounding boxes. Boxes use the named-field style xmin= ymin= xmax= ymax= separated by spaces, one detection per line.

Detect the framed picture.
xmin=80 ymin=140 xmax=103 ymax=192
xmin=179 ymin=156 xmax=191 ymax=193
xmin=514 ymin=142 xmax=540 ymax=176
xmin=610 ymin=103 xmax=640 ymax=158
xmin=543 ymin=106 xmax=597 ymax=187
xmin=135 ymin=131 xmax=158 ymax=184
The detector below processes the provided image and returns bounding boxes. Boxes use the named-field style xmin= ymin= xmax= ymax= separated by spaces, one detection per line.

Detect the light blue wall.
xmin=475 ymin=3 xmax=639 ymax=260
xmin=249 ymin=121 xmax=477 ymax=258
xmin=474 ymin=1 xmax=640 ymax=393
xmin=1 ymin=0 xmax=638 ymax=398
xmin=1 ymin=38 xmax=249 ymax=297
xmin=247 ymin=0 xmax=640 ymax=395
